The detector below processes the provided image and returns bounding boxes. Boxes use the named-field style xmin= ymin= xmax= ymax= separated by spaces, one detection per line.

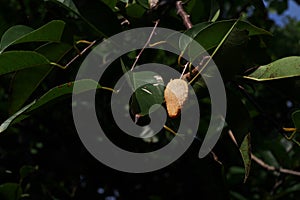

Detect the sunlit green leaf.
xmin=239 ymin=133 xmax=251 ymax=183
xmin=209 ymin=0 xmax=220 ymax=22
xmin=211 ymin=10 xmax=220 ymax=22
xmin=244 ymin=56 xmax=300 ymax=81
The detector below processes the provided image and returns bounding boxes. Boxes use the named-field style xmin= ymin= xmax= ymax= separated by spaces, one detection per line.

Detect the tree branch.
xmin=176 ymin=1 xmax=192 ymax=29
xmin=228 ymin=130 xmax=300 ymax=177
xmin=130 ymin=20 xmax=160 ymax=71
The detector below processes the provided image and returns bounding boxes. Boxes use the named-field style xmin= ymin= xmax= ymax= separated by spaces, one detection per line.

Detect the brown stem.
xmin=130 ymin=20 xmax=160 ymax=71
xmin=176 ymin=1 xmax=192 ymax=29
xmin=64 ymin=40 xmax=97 ymax=69
xmin=228 ymin=130 xmax=300 ymax=177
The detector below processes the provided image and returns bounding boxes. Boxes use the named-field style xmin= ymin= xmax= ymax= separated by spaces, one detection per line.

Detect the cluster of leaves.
xmin=0 ymin=0 xmax=300 ymax=199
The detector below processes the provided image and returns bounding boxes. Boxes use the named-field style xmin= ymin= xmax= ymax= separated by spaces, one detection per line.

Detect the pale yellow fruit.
xmin=164 ymin=79 xmax=188 ymax=118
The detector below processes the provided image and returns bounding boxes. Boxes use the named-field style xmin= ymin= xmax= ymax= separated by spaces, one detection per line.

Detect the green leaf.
xmin=239 ymin=133 xmax=251 ymax=183
xmin=211 ymin=9 xmax=220 ymax=22
xmin=51 ymin=0 xmax=79 ymax=13
xmin=48 ymin=0 xmax=121 ymax=37
xmin=101 ymin=0 xmax=118 ymax=9
xmin=0 ymin=101 xmax=35 ymax=133
xmin=0 ymin=183 xmax=22 ymax=200
xmin=292 ymin=110 xmax=300 ymax=129
xmin=179 ymin=22 xmax=210 ymax=52
xmin=9 ymin=43 xmax=73 ymax=114
xmin=126 ymin=4 xmax=146 ymax=18
xmin=136 ymin=0 xmax=150 ymax=9
xmin=275 ymin=183 xmax=300 ymax=198
xmin=230 ymin=191 xmax=248 ymax=200
xmin=209 ymin=0 xmax=220 ymax=22
xmin=0 ymin=51 xmax=51 ymax=76
xmin=20 ymin=165 xmax=37 ymax=180
xmin=0 ymin=20 xmax=66 ymax=53
xmin=28 ymin=79 xmax=102 ymax=113
xmin=73 ymin=0 xmax=121 ymax=37
xmin=185 ymin=0 xmax=208 ymax=24
xmin=0 ymin=25 xmax=33 ymax=52
xmin=102 ymin=0 xmax=118 ymax=9
xmin=193 ymin=20 xmax=271 ymax=52
xmin=244 ymin=56 xmax=300 ymax=81
xmin=132 ymin=71 xmax=165 ymax=116
xmin=258 ymin=150 xmax=280 ymax=168
xmin=0 ymin=79 xmax=103 ymax=132
xmin=178 ymin=20 xmax=270 ymax=63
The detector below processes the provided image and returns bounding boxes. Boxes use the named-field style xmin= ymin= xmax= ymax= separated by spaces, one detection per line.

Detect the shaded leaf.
xmin=52 ymin=0 xmax=79 ymax=13
xmin=230 ymin=191 xmax=248 ymax=200
xmin=20 ymin=165 xmax=38 ymax=180
xmin=0 ymin=20 xmax=66 ymax=53
xmin=126 ymin=4 xmax=146 ymax=18
xmin=292 ymin=110 xmax=300 ymax=129
xmin=48 ymin=0 xmax=121 ymax=37
xmin=185 ymin=0 xmax=208 ymax=24
xmin=0 ymin=79 xmax=103 ymax=132
xmin=0 ymin=101 xmax=35 ymax=133
xmin=226 ymin=90 xmax=252 ymax=145
xmin=27 ymin=79 xmax=102 ymax=113
xmin=239 ymin=133 xmax=251 ymax=183
xmin=276 ymin=183 xmax=300 ymax=197
xmin=136 ymin=0 xmax=150 ymax=9
xmin=9 ymin=43 xmax=73 ymax=114
xmin=0 ymin=183 xmax=22 ymax=200
xmin=73 ymin=0 xmax=121 ymax=37
xmin=178 ymin=20 xmax=270 ymax=63
xmin=0 ymin=25 xmax=33 ymax=52
xmin=101 ymin=0 xmax=118 ymax=9
xmin=258 ymin=150 xmax=280 ymax=168
xmin=244 ymin=56 xmax=300 ymax=81
xmin=179 ymin=22 xmax=210 ymax=52
xmin=192 ymin=20 xmax=270 ymax=53
xmin=0 ymin=51 xmax=51 ymax=76
xmin=132 ymin=71 xmax=165 ymax=116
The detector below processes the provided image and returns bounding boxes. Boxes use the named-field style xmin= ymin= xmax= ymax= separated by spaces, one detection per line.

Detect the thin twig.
xmin=130 ymin=20 xmax=160 ymax=71
xmin=51 ymin=40 xmax=97 ymax=70
xmin=228 ymin=130 xmax=300 ymax=177
xmin=251 ymin=154 xmax=300 ymax=176
xmin=65 ymin=40 xmax=97 ymax=69
xmin=193 ymin=135 xmax=223 ymax=165
xmin=176 ymin=1 xmax=192 ymax=29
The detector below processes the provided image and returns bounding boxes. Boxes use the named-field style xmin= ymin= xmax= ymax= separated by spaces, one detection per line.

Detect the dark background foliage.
xmin=0 ymin=0 xmax=300 ymax=199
